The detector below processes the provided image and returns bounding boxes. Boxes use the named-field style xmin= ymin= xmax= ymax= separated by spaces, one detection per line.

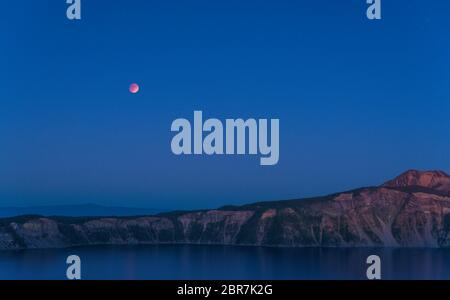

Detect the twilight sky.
xmin=1 ymin=0 xmax=449 ymax=210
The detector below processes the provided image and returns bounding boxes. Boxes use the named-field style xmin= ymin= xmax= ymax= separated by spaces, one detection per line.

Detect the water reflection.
xmin=0 ymin=245 xmax=448 ymax=280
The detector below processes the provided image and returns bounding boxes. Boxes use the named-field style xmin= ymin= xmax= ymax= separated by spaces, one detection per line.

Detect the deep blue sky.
xmin=1 ymin=0 xmax=449 ymax=210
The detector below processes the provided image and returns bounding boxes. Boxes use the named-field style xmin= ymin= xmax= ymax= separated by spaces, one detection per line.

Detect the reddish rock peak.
xmin=382 ymin=170 xmax=450 ymax=193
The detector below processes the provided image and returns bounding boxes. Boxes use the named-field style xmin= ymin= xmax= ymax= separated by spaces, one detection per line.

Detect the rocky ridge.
xmin=1 ymin=170 xmax=450 ymax=250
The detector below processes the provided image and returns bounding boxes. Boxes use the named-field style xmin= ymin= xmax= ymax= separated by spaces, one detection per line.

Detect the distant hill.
xmin=1 ymin=170 xmax=450 ymax=250
xmin=0 ymin=204 xmax=162 ymax=218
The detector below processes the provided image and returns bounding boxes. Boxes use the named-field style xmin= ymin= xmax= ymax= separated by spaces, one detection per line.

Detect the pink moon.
xmin=129 ymin=83 xmax=140 ymax=94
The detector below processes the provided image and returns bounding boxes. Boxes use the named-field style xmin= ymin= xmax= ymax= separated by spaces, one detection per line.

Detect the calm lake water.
xmin=0 ymin=245 xmax=449 ymax=280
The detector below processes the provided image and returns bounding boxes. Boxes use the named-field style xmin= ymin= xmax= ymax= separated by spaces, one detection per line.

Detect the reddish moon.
xmin=129 ymin=83 xmax=140 ymax=94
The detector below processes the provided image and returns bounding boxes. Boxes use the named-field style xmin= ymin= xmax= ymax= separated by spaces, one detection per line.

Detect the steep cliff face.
xmin=1 ymin=170 xmax=450 ymax=250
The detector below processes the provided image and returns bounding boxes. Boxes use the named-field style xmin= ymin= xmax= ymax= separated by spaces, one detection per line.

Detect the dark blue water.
xmin=0 ymin=245 xmax=449 ymax=280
